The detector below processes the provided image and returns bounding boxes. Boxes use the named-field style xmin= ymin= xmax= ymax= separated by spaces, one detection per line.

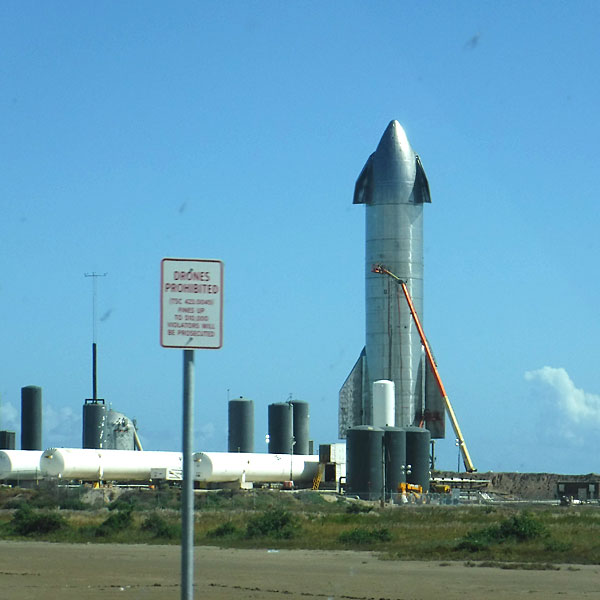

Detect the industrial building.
xmin=1 ymin=122 xmax=480 ymax=502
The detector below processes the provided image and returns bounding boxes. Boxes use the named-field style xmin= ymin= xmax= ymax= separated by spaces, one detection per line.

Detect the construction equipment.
xmin=430 ymin=482 xmax=451 ymax=494
xmin=398 ymin=482 xmax=423 ymax=494
xmin=312 ymin=463 xmax=325 ymax=490
xmin=372 ymin=264 xmax=476 ymax=473
xmin=398 ymin=481 xmax=424 ymax=503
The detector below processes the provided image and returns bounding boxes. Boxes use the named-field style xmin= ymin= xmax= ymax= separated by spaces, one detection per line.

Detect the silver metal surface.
xmin=424 ymin=359 xmax=446 ymax=438
xmin=339 ymin=348 xmax=368 ymax=437
xmin=340 ymin=121 xmax=443 ymax=436
xmin=104 ymin=410 xmax=136 ymax=450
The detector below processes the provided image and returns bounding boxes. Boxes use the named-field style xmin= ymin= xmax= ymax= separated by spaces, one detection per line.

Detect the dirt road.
xmin=0 ymin=541 xmax=598 ymax=599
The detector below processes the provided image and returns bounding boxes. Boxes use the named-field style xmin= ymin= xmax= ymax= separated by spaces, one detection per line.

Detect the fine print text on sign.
xmin=160 ymin=258 xmax=223 ymax=349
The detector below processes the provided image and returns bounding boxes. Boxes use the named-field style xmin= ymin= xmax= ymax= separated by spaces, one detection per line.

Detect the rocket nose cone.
xmin=370 ymin=120 xmax=417 ymax=195
xmin=376 ymin=120 xmax=413 ymax=157
xmin=353 ymin=120 xmax=431 ymax=206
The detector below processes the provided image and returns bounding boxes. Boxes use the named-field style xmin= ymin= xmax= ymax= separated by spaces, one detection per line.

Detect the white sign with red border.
xmin=160 ymin=258 xmax=223 ymax=349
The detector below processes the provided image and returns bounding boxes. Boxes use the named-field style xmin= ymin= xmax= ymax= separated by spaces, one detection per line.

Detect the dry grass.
xmin=1 ymin=487 xmax=599 ymax=564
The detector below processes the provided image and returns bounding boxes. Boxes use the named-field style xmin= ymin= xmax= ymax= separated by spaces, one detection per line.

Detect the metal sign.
xmin=160 ymin=258 xmax=223 ymax=349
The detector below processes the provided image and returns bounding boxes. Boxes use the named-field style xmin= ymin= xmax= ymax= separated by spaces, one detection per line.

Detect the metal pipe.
xmin=181 ymin=349 xmax=194 ymax=599
xmin=92 ymin=343 xmax=97 ymax=401
xmin=132 ymin=427 xmax=143 ymax=452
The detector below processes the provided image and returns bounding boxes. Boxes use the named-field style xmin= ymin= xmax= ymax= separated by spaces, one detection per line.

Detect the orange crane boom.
xmin=372 ymin=264 xmax=476 ymax=473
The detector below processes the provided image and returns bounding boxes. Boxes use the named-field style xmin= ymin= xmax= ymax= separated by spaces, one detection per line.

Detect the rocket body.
xmin=339 ymin=121 xmax=444 ymax=438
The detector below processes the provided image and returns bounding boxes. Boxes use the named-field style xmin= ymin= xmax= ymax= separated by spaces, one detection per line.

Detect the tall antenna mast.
xmin=84 ymin=272 xmax=107 ymax=401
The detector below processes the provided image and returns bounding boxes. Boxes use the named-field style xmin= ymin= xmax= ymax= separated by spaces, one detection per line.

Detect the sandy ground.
xmin=0 ymin=541 xmax=599 ymax=599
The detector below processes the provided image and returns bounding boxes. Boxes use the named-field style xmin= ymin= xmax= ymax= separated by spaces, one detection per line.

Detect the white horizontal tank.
xmin=194 ymin=452 xmax=319 ymax=483
xmin=41 ymin=448 xmax=182 ymax=481
xmin=0 ymin=450 xmax=44 ymax=480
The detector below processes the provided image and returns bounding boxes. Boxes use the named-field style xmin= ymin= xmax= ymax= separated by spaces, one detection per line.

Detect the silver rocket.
xmin=339 ymin=120 xmax=445 ymax=438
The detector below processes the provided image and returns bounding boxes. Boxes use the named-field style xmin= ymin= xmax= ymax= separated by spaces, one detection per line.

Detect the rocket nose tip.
xmin=378 ymin=120 xmax=411 ymax=155
xmin=387 ymin=119 xmax=403 ymax=131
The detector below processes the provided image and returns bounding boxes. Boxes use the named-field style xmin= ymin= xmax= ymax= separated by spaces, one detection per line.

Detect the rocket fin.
xmin=353 ymin=154 xmax=374 ymax=205
xmin=414 ymin=155 xmax=432 ymax=204
xmin=339 ymin=348 xmax=368 ymax=438
xmin=424 ymin=359 xmax=445 ymax=438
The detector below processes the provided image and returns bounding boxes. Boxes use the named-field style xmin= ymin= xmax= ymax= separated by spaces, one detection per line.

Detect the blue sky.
xmin=1 ymin=2 xmax=599 ymax=474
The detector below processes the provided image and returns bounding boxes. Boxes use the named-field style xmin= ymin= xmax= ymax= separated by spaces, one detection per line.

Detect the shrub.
xmin=338 ymin=526 xmax=391 ymax=545
xmin=57 ymin=496 xmax=87 ymax=511
xmin=108 ymin=498 xmax=137 ymax=512
xmin=11 ymin=506 xmax=66 ymax=536
xmin=246 ymin=508 xmax=298 ymax=539
xmin=345 ymin=503 xmax=373 ymax=514
xmin=96 ymin=507 xmax=134 ymax=537
xmin=456 ymin=535 xmax=492 ymax=552
xmin=32 ymin=484 xmax=87 ymax=510
xmin=5 ymin=498 xmax=30 ymax=510
xmin=295 ymin=491 xmax=328 ymax=507
xmin=208 ymin=521 xmax=239 ymax=538
xmin=153 ymin=487 xmax=180 ymax=510
xmin=457 ymin=511 xmax=547 ymax=552
xmin=498 ymin=512 xmax=547 ymax=541
xmin=544 ymin=539 xmax=572 ymax=552
xmin=196 ymin=490 xmax=234 ymax=510
xmin=113 ymin=488 xmax=182 ymax=511
xmin=141 ymin=513 xmax=179 ymax=539
xmin=4 ymin=487 xmax=86 ymax=511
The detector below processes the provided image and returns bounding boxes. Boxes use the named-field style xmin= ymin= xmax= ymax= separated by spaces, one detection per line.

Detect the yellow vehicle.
xmin=430 ymin=483 xmax=451 ymax=494
xmin=398 ymin=482 xmax=423 ymax=494
xmin=398 ymin=482 xmax=424 ymax=503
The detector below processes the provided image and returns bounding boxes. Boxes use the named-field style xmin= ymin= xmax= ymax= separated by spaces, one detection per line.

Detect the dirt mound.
xmin=437 ymin=471 xmax=600 ymax=500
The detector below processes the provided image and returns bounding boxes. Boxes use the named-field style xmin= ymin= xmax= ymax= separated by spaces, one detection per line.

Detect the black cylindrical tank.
xmin=228 ymin=397 xmax=254 ymax=453
xmin=383 ymin=427 xmax=407 ymax=496
xmin=82 ymin=401 xmax=106 ymax=449
xmin=346 ymin=425 xmax=384 ymax=500
xmin=291 ymin=400 xmax=309 ymax=455
xmin=0 ymin=431 xmax=16 ymax=450
xmin=405 ymin=426 xmax=431 ymax=492
xmin=268 ymin=402 xmax=293 ymax=454
xmin=21 ymin=386 xmax=42 ymax=450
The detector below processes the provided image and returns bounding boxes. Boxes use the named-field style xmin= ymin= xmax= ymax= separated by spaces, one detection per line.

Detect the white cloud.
xmin=196 ymin=422 xmax=216 ymax=449
xmin=44 ymin=403 xmax=81 ymax=448
xmin=0 ymin=400 xmax=81 ymax=448
xmin=0 ymin=401 xmax=19 ymax=431
xmin=524 ymin=366 xmax=600 ymax=426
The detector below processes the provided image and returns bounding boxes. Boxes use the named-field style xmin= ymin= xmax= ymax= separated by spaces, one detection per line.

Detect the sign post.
xmin=181 ymin=348 xmax=194 ymax=598
xmin=160 ymin=258 xmax=223 ymax=600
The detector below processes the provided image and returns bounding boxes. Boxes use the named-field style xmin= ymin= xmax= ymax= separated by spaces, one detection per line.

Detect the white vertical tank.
xmin=372 ymin=380 xmax=395 ymax=427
